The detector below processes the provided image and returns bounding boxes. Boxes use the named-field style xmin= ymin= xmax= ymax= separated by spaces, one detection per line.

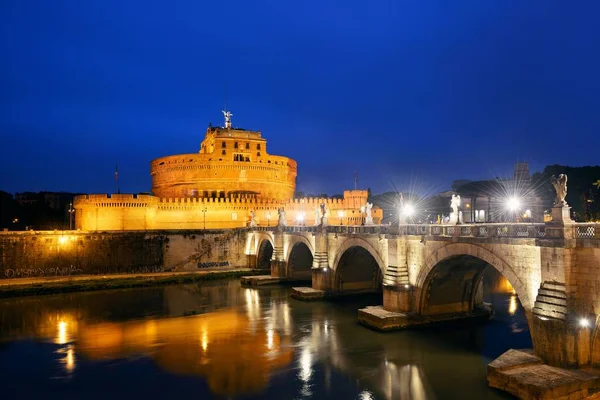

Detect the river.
xmin=0 ymin=269 xmax=529 ymax=399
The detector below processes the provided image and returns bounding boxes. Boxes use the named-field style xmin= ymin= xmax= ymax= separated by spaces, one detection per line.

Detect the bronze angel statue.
xmin=551 ymin=174 xmax=568 ymax=207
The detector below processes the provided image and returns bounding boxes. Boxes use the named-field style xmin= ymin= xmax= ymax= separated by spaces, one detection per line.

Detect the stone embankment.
xmin=0 ymin=229 xmax=251 ymax=278
xmin=0 ymin=268 xmax=266 ymax=298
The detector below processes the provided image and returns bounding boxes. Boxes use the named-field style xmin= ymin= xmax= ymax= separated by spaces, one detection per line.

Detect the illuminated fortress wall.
xmin=74 ymin=191 xmax=383 ymax=231
xmin=151 ymin=127 xmax=296 ymax=200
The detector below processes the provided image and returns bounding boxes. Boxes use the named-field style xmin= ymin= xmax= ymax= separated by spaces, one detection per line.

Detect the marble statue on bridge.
xmin=449 ymin=194 xmax=461 ymax=225
xmin=320 ymin=203 xmax=329 ymax=226
xmin=365 ymin=202 xmax=374 ymax=225
xmin=248 ymin=210 xmax=257 ymax=227
xmin=277 ymin=208 xmax=286 ymax=227
xmin=314 ymin=207 xmax=321 ymax=226
xmin=551 ymin=174 xmax=568 ymax=207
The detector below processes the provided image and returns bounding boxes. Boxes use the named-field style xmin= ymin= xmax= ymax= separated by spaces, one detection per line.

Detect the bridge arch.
xmin=256 ymin=239 xmax=274 ymax=269
xmin=286 ymin=235 xmax=314 ymax=279
xmin=332 ymin=238 xmax=385 ymax=293
xmin=415 ymin=243 xmax=533 ymax=316
xmin=248 ymin=232 xmax=274 ymax=269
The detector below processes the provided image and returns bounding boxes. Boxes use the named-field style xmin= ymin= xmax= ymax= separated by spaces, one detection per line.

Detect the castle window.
xmin=222 ymin=150 xmax=226 ymax=155
xmin=222 ymin=141 xmax=226 ymax=148
xmin=245 ymin=143 xmax=250 ymax=149
xmin=257 ymin=144 xmax=261 ymax=150
xmin=257 ymin=152 xmax=261 ymax=157
xmin=234 ymin=142 xmax=238 ymax=149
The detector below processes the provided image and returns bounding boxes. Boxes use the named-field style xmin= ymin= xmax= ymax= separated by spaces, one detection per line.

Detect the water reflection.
xmin=0 ymin=275 xmax=529 ymax=399
xmin=508 ymin=294 xmax=517 ymax=316
xmin=74 ymin=309 xmax=294 ymax=397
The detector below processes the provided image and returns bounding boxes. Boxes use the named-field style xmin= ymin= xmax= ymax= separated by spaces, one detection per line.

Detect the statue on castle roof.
xmin=222 ymin=110 xmax=233 ymax=128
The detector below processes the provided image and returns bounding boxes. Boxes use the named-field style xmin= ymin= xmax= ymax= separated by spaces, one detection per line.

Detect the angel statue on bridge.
xmin=277 ymin=207 xmax=286 ymax=227
xmin=450 ymin=194 xmax=461 ymax=215
xmin=248 ymin=210 xmax=257 ymax=227
xmin=551 ymin=174 xmax=568 ymax=207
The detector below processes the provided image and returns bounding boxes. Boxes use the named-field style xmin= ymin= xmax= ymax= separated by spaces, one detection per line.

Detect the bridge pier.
xmin=291 ymin=229 xmax=330 ymax=300
xmin=382 ymin=284 xmax=413 ymax=313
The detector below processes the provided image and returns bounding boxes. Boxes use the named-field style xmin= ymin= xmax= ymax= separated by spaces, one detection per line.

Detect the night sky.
xmin=1 ymin=1 xmax=599 ymax=196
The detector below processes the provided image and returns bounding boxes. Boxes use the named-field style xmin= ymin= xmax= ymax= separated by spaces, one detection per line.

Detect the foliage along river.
xmin=0 ymin=269 xmax=529 ymax=399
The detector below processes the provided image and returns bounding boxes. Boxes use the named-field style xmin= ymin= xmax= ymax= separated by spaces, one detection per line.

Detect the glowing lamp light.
xmin=507 ymin=197 xmax=521 ymax=211
xmin=59 ymin=236 xmax=67 ymax=245
xmin=402 ymin=204 xmax=415 ymax=217
xmin=338 ymin=211 xmax=343 ymax=218
xmin=580 ymin=318 xmax=590 ymax=328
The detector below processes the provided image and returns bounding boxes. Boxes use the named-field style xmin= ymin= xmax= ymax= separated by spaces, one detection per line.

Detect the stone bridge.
xmin=244 ymin=222 xmax=600 ymax=373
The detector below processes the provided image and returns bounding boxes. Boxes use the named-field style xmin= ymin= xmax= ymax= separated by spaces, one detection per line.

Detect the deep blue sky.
xmin=1 ymin=1 xmax=599 ymax=196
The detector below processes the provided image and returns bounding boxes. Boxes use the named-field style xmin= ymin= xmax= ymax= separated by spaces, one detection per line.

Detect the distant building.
xmin=450 ymin=162 xmax=543 ymax=223
xmin=513 ymin=162 xmax=531 ymax=185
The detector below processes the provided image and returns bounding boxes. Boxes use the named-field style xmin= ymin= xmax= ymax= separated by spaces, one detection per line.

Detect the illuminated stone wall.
xmin=73 ymin=190 xmax=383 ymax=231
xmin=0 ymin=229 xmax=249 ymax=279
xmin=150 ymin=127 xmax=296 ymax=200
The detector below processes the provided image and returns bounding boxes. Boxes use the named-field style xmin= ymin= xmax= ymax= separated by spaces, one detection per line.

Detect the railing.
xmin=572 ymin=224 xmax=600 ymax=239
xmin=248 ymin=222 xmax=600 ymax=240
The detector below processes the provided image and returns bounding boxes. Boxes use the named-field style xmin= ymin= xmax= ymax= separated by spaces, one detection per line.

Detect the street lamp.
xmin=201 ymin=206 xmax=207 ymax=230
xmin=506 ymin=197 xmax=521 ymax=222
xmin=402 ymin=204 xmax=415 ymax=217
xmin=266 ymin=211 xmax=271 ymax=226
xmin=68 ymin=202 xmax=75 ymax=230
xmin=338 ymin=210 xmax=344 ymax=226
xmin=507 ymin=197 xmax=521 ymax=212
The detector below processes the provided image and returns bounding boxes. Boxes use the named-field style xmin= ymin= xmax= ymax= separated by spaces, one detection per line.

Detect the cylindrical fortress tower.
xmin=151 ymin=124 xmax=297 ymax=201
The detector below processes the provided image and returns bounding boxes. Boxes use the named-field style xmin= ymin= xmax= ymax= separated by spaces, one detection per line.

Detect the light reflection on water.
xmin=0 ymin=276 xmax=527 ymax=399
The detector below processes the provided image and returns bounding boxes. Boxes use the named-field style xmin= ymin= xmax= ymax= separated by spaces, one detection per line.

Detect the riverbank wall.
xmin=0 ymin=229 xmax=250 ymax=279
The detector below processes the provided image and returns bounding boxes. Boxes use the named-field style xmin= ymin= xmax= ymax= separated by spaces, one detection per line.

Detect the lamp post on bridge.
xmin=201 ymin=206 xmax=207 ymax=230
xmin=338 ymin=210 xmax=344 ymax=226
xmin=266 ymin=211 xmax=271 ymax=227
xmin=68 ymin=202 xmax=75 ymax=230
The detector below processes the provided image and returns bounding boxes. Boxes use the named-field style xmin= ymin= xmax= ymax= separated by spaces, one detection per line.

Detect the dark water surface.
xmin=0 ymin=274 xmax=530 ymax=399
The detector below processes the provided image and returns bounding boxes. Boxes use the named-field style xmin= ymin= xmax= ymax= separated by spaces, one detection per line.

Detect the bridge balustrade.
xmin=250 ymin=222 xmax=600 ymax=240
xmin=573 ymin=224 xmax=600 ymax=239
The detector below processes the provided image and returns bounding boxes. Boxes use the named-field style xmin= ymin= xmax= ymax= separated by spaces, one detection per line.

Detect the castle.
xmin=74 ymin=111 xmax=382 ymax=230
